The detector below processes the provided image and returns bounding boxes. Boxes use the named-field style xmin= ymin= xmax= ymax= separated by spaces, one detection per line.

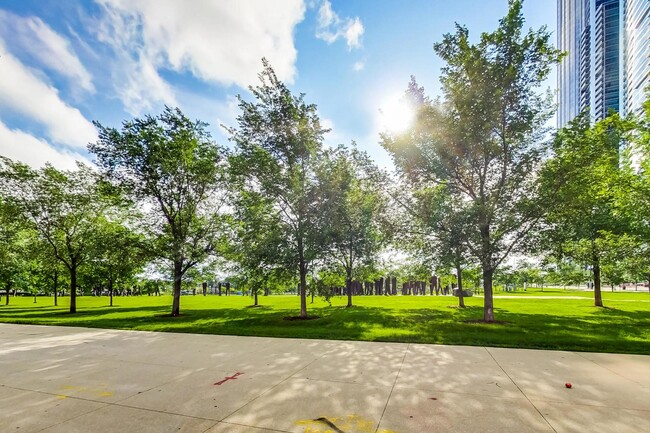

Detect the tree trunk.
xmin=593 ymin=255 xmax=603 ymax=307
xmin=70 ymin=265 xmax=77 ymax=313
xmin=109 ymin=278 xmax=114 ymax=307
xmin=299 ymin=261 xmax=307 ymax=318
xmin=456 ymin=263 xmax=465 ymax=308
xmin=171 ymin=261 xmax=182 ymax=316
xmin=5 ymin=281 xmax=11 ymax=305
xmin=483 ymin=268 xmax=494 ymax=322
xmin=254 ymin=290 xmax=258 ymax=306
xmin=346 ymin=269 xmax=353 ymax=308
xmin=53 ymin=269 xmax=58 ymax=306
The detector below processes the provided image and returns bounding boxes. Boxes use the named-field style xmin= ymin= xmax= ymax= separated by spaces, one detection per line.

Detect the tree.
xmin=227 ymin=188 xmax=289 ymax=307
xmin=89 ymin=216 xmax=149 ymax=306
xmin=1 ymin=158 xmax=113 ymax=313
xmin=624 ymin=91 xmax=650 ymax=289
xmin=382 ymin=1 xmax=561 ymax=321
xmin=27 ymin=234 xmax=66 ymax=306
xmin=317 ymin=145 xmax=384 ymax=307
xmin=90 ymin=107 xmax=227 ymax=316
xmin=541 ymin=112 xmax=636 ymax=306
xmin=0 ymin=196 xmax=29 ymax=305
xmin=227 ymin=60 xmax=328 ymax=319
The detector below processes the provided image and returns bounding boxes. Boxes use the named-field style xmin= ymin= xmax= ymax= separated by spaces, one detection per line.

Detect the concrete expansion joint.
xmin=374 ymin=343 xmax=410 ymax=433
xmin=484 ymin=346 xmax=559 ymax=433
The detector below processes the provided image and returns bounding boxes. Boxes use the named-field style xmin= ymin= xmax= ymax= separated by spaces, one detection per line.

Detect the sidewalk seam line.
xmin=573 ymin=351 xmax=648 ymax=388
xmin=374 ymin=343 xmax=409 ymax=433
xmin=484 ymin=347 xmax=558 ymax=433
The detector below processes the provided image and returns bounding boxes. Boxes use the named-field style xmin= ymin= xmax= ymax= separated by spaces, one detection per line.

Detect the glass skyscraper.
xmin=624 ymin=0 xmax=649 ymax=118
xmin=558 ymin=0 xmax=591 ymax=127
xmin=557 ymin=0 xmax=649 ymax=127
xmin=593 ymin=0 xmax=620 ymax=120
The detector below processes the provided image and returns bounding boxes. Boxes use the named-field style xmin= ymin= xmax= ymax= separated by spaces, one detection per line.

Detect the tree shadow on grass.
xmin=1 ymin=302 xmax=648 ymax=354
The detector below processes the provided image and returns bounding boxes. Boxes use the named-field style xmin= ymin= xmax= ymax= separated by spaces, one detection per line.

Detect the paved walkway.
xmin=1 ymin=324 xmax=648 ymax=433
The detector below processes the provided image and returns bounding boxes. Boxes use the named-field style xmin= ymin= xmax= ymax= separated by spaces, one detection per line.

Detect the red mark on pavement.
xmin=214 ymin=372 xmax=244 ymax=385
xmin=565 ymin=382 xmax=572 ymax=389
xmin=429 ymin=397 xmax=438 ymax=400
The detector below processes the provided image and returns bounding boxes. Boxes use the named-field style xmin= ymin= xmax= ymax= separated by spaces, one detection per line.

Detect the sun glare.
xmin=378 ymin=94 xmax=415 ymax=134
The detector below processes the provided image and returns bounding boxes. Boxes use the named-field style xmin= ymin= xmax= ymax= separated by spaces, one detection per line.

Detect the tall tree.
xmin=417 ymin=185 xmax=472 ymax=307
xmin=227 ymin=188 xmax=289 ymax=307
xmin=317 ymin=145 xmax=384 ymax=307
xmin=625 ymin=92 xmax=650 ymax=288
xmin=541 ymin=112 xmax=636 ymax=306
xmin=0 ymin=195 xmax=29 ymax=305
xmin=381 ymin=1 xmax=561 ymax=321
xmin=89 ymin=216 xmax=149 ymax=306
xmin=90 ymin=107 xmax=227 ymax=316
xmin=1 ymin=159 xmax=112 ymax=313
xmin=227 ymin=60 xmax=328 ymax=318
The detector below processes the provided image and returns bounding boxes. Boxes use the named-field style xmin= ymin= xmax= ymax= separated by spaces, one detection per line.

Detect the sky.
xmin=0 ymin=0 xmax=557 ymax=170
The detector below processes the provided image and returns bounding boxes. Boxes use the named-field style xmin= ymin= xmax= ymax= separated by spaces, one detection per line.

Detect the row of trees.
xmin=1 ymin=0 xmax=648 ymax=321
xmin=0 ymin=64 xmax=388 ymax=318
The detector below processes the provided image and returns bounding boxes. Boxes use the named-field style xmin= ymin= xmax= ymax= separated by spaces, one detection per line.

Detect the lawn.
xmin=1 ymin=290 xmax=649 ymax=354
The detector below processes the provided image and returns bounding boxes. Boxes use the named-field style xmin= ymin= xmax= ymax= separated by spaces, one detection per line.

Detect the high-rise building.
xmin=624 ymin=0 xmax=650 ymax=118
xmin=593 ymin=0 xmax=620 ymax=120
xmin=558 ymin=0 xmax=591 ymax=127
xmin=557 ymin=0 xmax=649 ymax=127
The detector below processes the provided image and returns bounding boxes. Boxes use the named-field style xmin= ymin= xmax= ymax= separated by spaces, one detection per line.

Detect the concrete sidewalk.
xmin=1 ymin=324 xmax=648 ymax=433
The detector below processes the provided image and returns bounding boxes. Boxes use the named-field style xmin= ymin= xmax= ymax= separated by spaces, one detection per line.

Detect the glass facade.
xmin=594 ymin=0 xmax=621 ymax=120
xmin=558 ymin=0 xmax=648 ymax=125
xmin=624 ymin=0 xmax=649 ymax=117
xmin=558 ymin=0 xmax=591 ymax=127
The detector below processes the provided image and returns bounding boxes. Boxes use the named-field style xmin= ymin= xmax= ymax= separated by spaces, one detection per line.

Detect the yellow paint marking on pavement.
xmin=295 ymin=414 xmax=397 ymax=433
xmin=59 ymin=384 xmax=114 ymax=398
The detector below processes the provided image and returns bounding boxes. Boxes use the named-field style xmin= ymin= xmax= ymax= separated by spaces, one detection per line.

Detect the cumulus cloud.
xmin=94 ymin=0 xmax=305 ymax=114
xmin=0 ymin=44 xmax=97 ymax=149
xmin=353 ymin=61 xmax=365 ymax=72
xmin=316 ymin=0 xmax=364 ymax=50
xmin=0 ymin=10 xmax=94 ymax=93
xmin=0 ymin=121 xmax=88 ymax=170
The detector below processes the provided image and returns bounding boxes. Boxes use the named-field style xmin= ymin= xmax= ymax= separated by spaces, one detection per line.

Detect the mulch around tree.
xmin=283 ymin=315 xmax=320 ymax=321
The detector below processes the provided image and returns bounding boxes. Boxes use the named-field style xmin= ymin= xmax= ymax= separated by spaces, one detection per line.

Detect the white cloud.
xmin=94 ymin=0 xmax=305 ymax=114
xmin=315 ymin=0 xmax=364 ymax=50
xmin=344 ymin=18 xmax=364 ymax=49
xmin=0 ymin=44 xmax=97 ymax=149
xmin=0 ymin=11 xmax=94 ymax=93
xmin=353 ymin=61 xmax=365 ymax=72
xmin=0 ymin=121 xmax=88 ymax=170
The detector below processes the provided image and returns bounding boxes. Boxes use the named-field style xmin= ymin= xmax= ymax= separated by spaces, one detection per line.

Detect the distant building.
xmin=623 ymin=0 xmax=650 ymax=118
xmin=557 ymin=0 xmax=649 ymax=127
xmin=593 ymin=0 xmax=621 ymax=120
xmin=558 ymin=0 xmax=591 ymax=127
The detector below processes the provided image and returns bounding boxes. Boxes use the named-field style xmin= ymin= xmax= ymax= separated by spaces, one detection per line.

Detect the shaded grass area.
xmin=490 ymin=287 xmax=650 ymax=298
xmin=1 ymin=292 xmax=649 ymax=354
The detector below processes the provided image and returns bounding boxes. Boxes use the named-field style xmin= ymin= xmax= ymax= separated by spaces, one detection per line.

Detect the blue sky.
xmin=0 ymin=0 xmax=557 ymax=170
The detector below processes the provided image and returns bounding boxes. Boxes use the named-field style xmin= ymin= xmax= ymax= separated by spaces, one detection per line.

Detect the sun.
xmin=378 ymin=94 xmax=415 ymax=134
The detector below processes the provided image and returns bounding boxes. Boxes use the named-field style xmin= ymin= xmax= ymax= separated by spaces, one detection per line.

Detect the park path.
xmin=1 ymin=323 xmax=649 ymax=433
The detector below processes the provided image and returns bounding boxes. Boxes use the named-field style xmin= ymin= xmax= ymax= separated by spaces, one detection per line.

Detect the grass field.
xmin=1 ymin=289 xmax=649 ymax=354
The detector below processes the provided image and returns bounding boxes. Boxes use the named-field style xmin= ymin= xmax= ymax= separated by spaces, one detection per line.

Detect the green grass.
xmin=1 ymin=290 xmax=649 ymax=354
xmin=490 ymin=287 xmax=650 ymax=298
